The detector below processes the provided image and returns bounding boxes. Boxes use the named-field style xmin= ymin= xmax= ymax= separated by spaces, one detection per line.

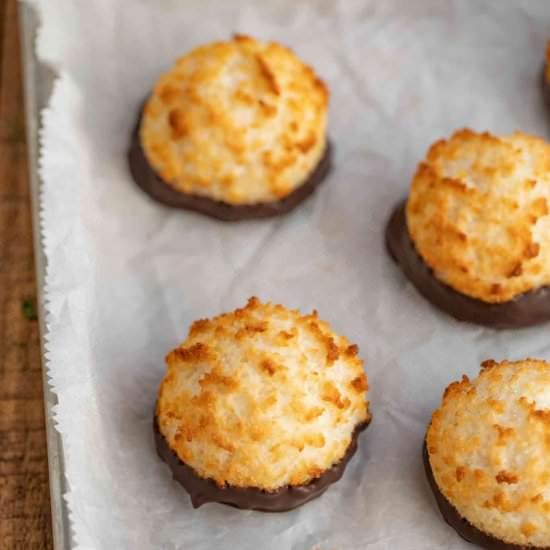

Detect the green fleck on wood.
xmin=21 ymin=298 xmax=38 ymax=320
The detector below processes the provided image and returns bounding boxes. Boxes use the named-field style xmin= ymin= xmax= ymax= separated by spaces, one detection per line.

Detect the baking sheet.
xmin=25 ymin=0 xmax=550 ymax=548
xmin=18 ymin=4 xmax=70 ymax=549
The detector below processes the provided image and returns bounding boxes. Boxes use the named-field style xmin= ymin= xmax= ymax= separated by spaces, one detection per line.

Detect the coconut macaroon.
xmin=129 ymin=34 xmax=331 ymax=220
xmin=154 ymin=297 xmax=370 ymax=511
xmin=425 ymin=359 xmax=550 ymax=549
xmin=386 ymin=129 xmax=550 ymax=328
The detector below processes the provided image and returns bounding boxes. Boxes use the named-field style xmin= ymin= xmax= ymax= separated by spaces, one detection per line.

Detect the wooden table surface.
xmin=0 ymin=1 xmax=54 ymax=548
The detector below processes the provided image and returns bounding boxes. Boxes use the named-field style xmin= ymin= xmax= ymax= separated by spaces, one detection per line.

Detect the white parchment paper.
xmin=30 ymin=0 xmax=550 ymax=548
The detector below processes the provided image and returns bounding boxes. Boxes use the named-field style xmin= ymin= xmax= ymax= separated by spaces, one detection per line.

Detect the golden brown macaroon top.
xmin=156 ymin=297 xmax=369 ymax=491
xmin=140 ymin=34 xmax=329 ymax=205
xmin=427 ymin=359 xmax=550 ymax=548
xmin=407 ymin=129 xmax=550 ymax=303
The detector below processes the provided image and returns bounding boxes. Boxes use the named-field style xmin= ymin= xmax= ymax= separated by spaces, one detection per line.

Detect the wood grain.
xmin=0 ymin=1 xmax=54 ymax=548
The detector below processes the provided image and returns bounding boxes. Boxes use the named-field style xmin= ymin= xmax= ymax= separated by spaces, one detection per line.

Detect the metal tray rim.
xmin=19 ymin=3 xmax=72 ymax=549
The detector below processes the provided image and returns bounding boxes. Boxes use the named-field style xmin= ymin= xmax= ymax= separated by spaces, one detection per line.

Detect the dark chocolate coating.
xmin=128 ymin=112 xmax=332 ymax=221
xmin=543 ymin=63 xmax=550 ymax=108
xmin=423 ymin=442 xmax=549 ymax=549
xmin=154 ymin=415 xmax=370 ymax=512
xmin=385 ymin=201 xmax=550 ymax=329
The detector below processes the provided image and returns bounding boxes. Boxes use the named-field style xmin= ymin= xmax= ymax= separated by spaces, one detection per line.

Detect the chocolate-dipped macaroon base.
xmin=543 ymin=64 xmax=550 ymax=109
xmin=128 ymin=117 xmax=332 ymax=222
xmin=385 ymin=202 xmax=550 ymax=329
xmin=154 ymin=415 xmax=369 ymax=512
xmin=423 ymin=443 xmax=549 ymax=550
